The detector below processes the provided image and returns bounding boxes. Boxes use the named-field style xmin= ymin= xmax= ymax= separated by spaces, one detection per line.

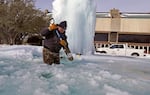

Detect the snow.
xmin=1 ymin=0 xmax=150 ymax=95
xmin=0 ymin=45 xmax=150 ymax=95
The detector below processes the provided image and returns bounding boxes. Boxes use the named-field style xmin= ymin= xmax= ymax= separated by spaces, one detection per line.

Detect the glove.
xmin=48 ymin=23 xmax=57 ymax=31
xmin=59 ymin=40 xmax=67 ymax=47
xmin=67 ymin=53 xmax=74 ymax=61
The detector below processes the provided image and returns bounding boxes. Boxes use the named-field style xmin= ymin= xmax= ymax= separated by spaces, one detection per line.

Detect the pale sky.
xmin=35 ymin=0 xmax=150 ymax=12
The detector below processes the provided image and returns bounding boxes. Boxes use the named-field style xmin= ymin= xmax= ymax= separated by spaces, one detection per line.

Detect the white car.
xmin=96 ymin=44 xmax=146 ymax=57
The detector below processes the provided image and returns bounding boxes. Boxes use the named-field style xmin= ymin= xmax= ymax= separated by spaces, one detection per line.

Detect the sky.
xmin=35 ymin=0 xmax=150 ymax=12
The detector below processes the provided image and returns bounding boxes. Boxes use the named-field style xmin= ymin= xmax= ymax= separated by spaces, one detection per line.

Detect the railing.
xmin=94 ymin=41 xmax=150 ymax=54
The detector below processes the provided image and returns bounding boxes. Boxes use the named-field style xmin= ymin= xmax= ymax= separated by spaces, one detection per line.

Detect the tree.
xmin=0 ymin=0 xmax=48 ymax=44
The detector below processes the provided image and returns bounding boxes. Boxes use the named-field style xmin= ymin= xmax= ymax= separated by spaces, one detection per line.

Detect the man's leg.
xmin=53 ymin=53 xmax=60 ymax=64
xmin=43 ymin=48 xmax=54 ymax=65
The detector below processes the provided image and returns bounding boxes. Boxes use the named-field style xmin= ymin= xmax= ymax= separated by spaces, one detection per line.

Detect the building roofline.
xmin=96 ymin=12 xmax=150 ymax=18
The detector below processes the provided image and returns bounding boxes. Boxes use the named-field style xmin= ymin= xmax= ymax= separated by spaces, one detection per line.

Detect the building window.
xmin=94 ymin=33 xmax=108 ymax=41
xmin=118 ymin=34 xmax=150 ymax=43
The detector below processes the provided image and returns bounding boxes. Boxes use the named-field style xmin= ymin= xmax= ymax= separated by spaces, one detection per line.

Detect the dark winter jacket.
xmin=41 ymin=28 xmax=68 ymax=53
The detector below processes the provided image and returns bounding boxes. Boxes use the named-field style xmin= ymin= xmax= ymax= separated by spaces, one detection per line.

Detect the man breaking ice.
xmin=41 ymin=20 xmax=73 ymax=65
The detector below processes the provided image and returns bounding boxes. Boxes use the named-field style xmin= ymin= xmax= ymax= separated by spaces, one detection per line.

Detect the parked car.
xmin=96 ymin=44 xmax=146 ymax=57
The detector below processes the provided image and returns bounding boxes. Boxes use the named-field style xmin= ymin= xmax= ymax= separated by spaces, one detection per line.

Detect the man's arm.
xmin=41 ymin=24 xmax=57 ymax=36
xmin=60 ymin=40 xmax=73 ymax=61
xmin=41 ymin=28 xmax=52 ymax=36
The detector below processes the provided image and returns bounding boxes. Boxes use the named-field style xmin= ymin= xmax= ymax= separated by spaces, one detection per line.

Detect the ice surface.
xmin=0 ymin=45 xmax=150 ymax=95
xmin=1 ymin=0 xmax=150 ymax=95
xmin=52 ymin=0 xmax=96 ymax=55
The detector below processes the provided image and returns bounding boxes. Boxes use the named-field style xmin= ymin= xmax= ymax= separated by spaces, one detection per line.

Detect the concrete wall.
xmin=95 ymin=18 xmax=150 ymax=34
xmin=121 ymin=18 xmax=150 ymax=34
xmin=95 ymin=18 xmax=111 ymax=32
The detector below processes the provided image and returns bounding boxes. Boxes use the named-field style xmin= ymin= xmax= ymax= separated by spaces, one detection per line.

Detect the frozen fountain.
xmin=52 ymin=0 xmax=96 ymax=55
xmin=0 ymin=1 xmax=150 ymax=94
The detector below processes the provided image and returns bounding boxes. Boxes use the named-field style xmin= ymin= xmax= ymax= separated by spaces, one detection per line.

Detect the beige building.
xmin=95 ymin=8 xmax=150 ymax=54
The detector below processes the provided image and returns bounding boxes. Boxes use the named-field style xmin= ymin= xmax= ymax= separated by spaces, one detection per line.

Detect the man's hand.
xmin=48 ymin=23 xmax=57 ymax=31
xmin=59 ymin=40 xmax=67 ymax=47
xmin=67 ymin=53 xmax=74 ymax=61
